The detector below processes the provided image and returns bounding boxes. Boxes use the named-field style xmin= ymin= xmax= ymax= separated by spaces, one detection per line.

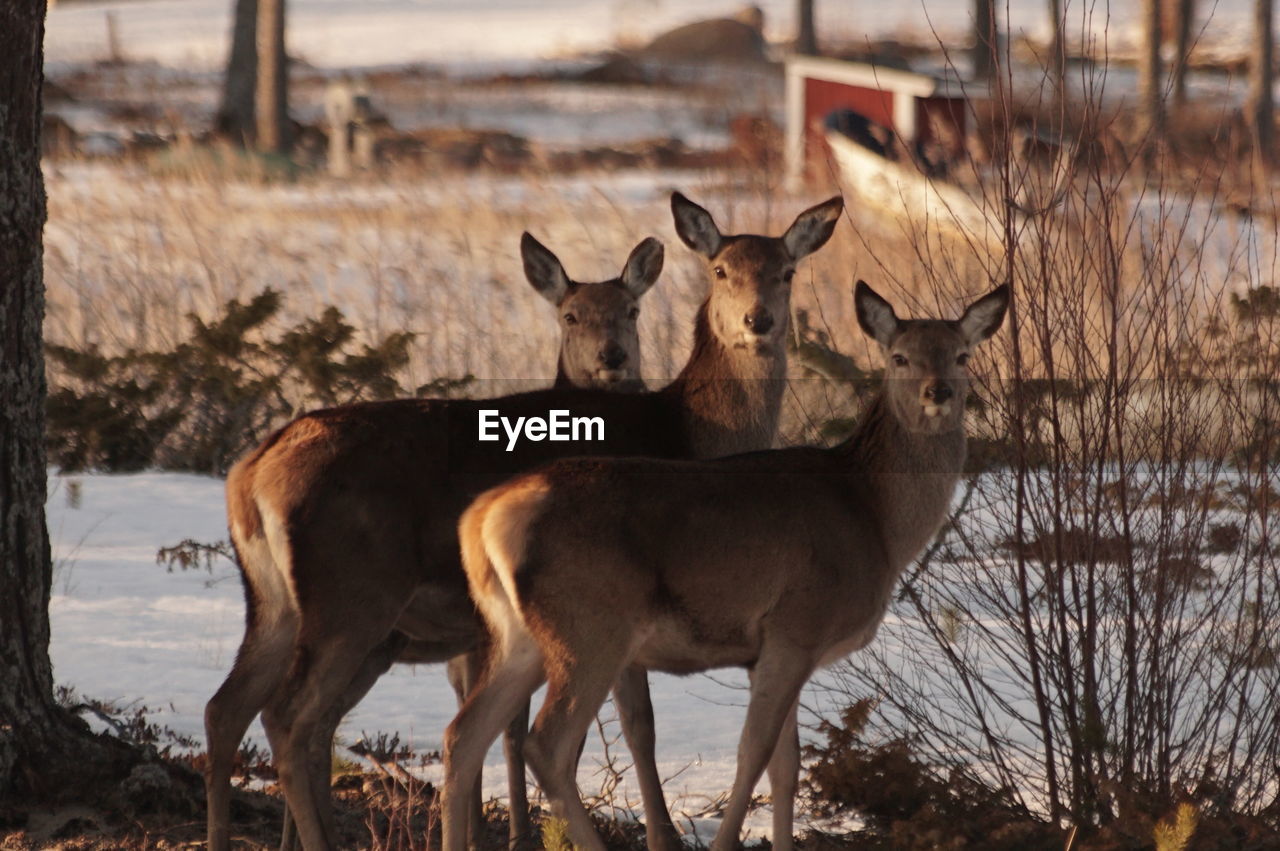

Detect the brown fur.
xmin=204 ymin=194 xmax=843 ymax=851
xmin=444 ymin=282 xmax=1009 ymax=851
xmin=210 ymin=232 xmax=659 ymax=851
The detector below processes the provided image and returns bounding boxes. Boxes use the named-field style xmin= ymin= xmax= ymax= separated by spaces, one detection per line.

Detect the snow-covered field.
xmin=43 ymin=0 xmax=1261 ymax=74
xmin=46 ymin=470 xmax=845 ymax=841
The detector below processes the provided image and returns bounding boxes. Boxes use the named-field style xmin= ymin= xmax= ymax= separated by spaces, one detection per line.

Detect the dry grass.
xmin=43 ymin=132 xmax=1280 ymax=457
xmin=42 ymin=156 xmax=874 ymax=449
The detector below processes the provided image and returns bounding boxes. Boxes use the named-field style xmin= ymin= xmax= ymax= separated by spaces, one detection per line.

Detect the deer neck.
xmin=665 ymin=303 xmax=788 ymax=459
xmin=842 ymin=392 xmax=967 ymax=576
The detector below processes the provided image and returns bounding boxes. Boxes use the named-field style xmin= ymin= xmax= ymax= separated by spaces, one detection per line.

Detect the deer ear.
xmin=783 ymin=196 xmax=843 ymax=260
xmin=671 ymin=192 xmax=723 ymax=257
xmin=521 ymin=232 xmax=571 ymax=306
xmin=620 ymin=237 xmax=664 ymax=298
xmin=855 ymin=280 xmax=899 ymax=347
xmin=957 ymin=284 xmax=1010 ymax=344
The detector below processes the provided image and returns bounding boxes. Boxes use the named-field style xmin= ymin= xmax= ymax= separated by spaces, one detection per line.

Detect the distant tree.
xmin=255 ymin=0 xmax=288 ymax=152
xmin=1139 ymin=0 xmax=1165 ymax=159
xmin=216 ymin=0 xmax=258 ymax=143
xmin=0 ymin=0 xmax=140 ymax=812
xmin=1249 ymin=0 xmax=1275 ymax=173
xmin=796 ymin=0 xmax=817 ymax=55
xmin=972 ymin=0 xmax=997 ymax=80
xmin=1166 ymin=0 xmax=1195 ymax=109
xmin=1048 ymin=0 xmax=1066 ymax=105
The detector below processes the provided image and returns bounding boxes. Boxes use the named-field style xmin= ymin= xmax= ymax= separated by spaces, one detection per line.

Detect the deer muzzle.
xmin=598 ymin=343 xmax=628 ymax=370
xmin=742 ymin=306 xmax=774 ymax=336
xmin=921 ymin=381 xmax=954 ymax=418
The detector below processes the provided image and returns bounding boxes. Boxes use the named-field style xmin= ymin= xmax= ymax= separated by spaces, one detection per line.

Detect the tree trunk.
xmin=216 ymin=0 xmax=257 ymax=143
xmin=972 ymin=0 xmax=997 ymax=80
xmin=255 ymin=0 xmax=288 ymax=153
xmin=795 ymin=0 xmax=817 ymax=55
xmin=0 ymin=0 xmax=143 ymax=820
xmin=0 ymin=0 xmax=59 ymax=800
xmin=1048 ymin=0 xmax=1066 ymax=106
xmin=1169 ymin=0 xmax=1194 ymax=109
xmin=1138 ymin=0 xmax=1164 ymax=161
xmin=1250 ymin=0 xmax=1275 ymax=173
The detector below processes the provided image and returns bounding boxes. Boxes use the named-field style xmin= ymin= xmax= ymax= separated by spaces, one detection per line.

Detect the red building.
xmin=785 ymin=56 xmax=971 ymax=184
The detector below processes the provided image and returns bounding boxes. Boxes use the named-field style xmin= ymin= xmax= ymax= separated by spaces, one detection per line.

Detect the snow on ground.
xmin=44 ymin=0 xmax=1259 ymax=74
xmin=42 ymin=69 xmax=770 ymax=153
xmin=46 ymin=470 xmax=844 ymax=842
xmin=364 ymin=81 xmax=757 ymax=151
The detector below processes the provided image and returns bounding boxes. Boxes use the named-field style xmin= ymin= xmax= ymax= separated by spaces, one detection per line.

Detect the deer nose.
xmin=598 ymin=344 xmax=627 ymax=370
xmin=923 ymin=382 xmax=953 ymax=403
xmin=743 ymin=307 xmax=774 ymax=335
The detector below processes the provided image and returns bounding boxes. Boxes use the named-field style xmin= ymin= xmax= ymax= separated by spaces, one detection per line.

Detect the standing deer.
xmin=234 ymin=230 xmax=660 ymax=849
xmin=204 ymin=192 xmax=843 ymax=851
xmin=206 ymin=231 xmax=658 ymax=851
xmin=444 ymin=281 xmax=1009 ymax=851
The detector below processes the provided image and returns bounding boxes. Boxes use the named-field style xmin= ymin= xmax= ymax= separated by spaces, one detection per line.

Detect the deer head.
xmin=672 ymin=192 xmax=843 ymax=356
xmin=521 ymin=232 xmax=663 ymax=389
xmin=856 ymin=280 xmax=1010 ymax=433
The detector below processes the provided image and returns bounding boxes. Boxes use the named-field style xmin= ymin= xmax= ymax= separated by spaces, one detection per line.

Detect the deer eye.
xmin=892 ymin=354 xmax=908 ymax=367
xmin=783 ymin=269 xmax=796 ymax=283
xmin=956 ymin=353 xmax=970 ymax=366
xmin=713 ymin=266 xmax=727 ymax=279
xmin=563 ymin=313 xmax=578 ymax=325
xmin=628 ymin=307 xmax=640 ymax=320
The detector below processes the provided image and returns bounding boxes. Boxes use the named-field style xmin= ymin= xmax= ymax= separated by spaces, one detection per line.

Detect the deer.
xmin=443 ymin=280 xmax=1010 ymax=851
xmin=203 ymin=192 xmax=844 ymax=851
xmin=525 ymin=232 xmax=652 ymax=393
xmin=205 ymin=231 xmax=658 ymax=851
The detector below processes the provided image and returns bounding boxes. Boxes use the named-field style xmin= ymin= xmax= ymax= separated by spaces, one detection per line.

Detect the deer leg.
xmin=764 ymin=699 xmax=801 ymax=851
xmin=447 ymin=652 xmax=488 ymax=849
xmin=262 ymin=614 xmax=401 ymax=851
xmin=612 ymin=664 xmax=681 ymax=851
xmin=445 ymin=641 xmax=532 ymax=850
xmin=710 ymin=647 xmax=812 ymax=851
xmin=502 ymin=700 xmax=532 ymax=850
xmin=260 ymin=681 xmax=320 ymax=850
xmin=310 ymin=632 xmax=415 ymax=850
xmin=442 ymin=639 xmax=544 ymax=851
xmin=205 ymin=614 xmax=296 ymax=851
xmin=523 ymin=647 xmax=631 ymax=851
xmin=277 ymin=810 xmax=296 ymax=851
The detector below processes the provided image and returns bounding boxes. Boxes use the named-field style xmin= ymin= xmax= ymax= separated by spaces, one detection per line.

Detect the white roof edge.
xmin=785 ymin=55 xmax=965 ymax=99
